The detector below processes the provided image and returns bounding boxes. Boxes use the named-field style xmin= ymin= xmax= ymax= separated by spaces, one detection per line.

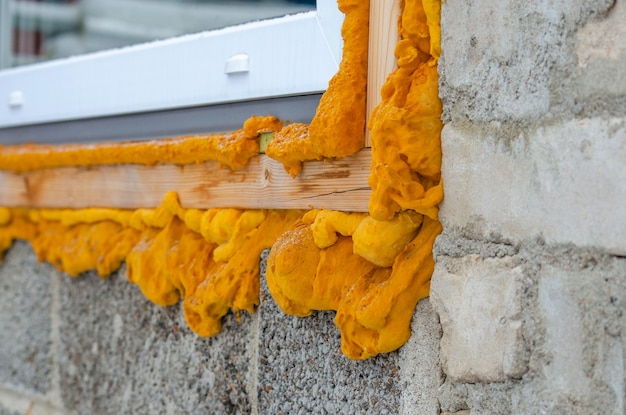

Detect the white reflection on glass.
xmin=0 ymin=0 xmax=316 ymax=68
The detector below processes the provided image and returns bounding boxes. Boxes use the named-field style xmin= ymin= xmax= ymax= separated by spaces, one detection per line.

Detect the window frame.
xmin=0 ymin=0 xmax=344 ymax=143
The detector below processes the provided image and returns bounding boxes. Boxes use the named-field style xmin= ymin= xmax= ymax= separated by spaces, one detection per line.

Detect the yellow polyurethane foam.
xmin=265 ymin=0 xmax=443 ymax=359
xmin=0 ymin=116 xmax=283 ymax=172
xmin=265 ymin=0 xmax=370 ymax=177
xmin=0 ymin=0 xmax=443 ymax=360
xmin=0 ymin=193 xmax=303 ymax=337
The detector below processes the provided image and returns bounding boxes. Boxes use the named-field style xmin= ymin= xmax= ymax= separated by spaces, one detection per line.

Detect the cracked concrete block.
xmin=257 ymin=252 xmax=402 ymax=415
xmin=440 ymin=118 xmax=626 ymax=255
xmin=57 ymin=265 xmax=254 ymax=415
xmin=0 ymin=242 xmax=52 ymax=395
xmin=430 ymin=255 xmax=527 ymax=382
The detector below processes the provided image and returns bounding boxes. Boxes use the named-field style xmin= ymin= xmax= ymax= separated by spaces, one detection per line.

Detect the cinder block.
xmin=439 ymin=0 xmax=616 ymax=123
xmin=57 ymin=265 xmax=254 ymax=415
xmin=575 ymin=0 xmax=626 ymax=98
xmin=538 ymin=267 xmax=591 ymax=397
xmin=430 ymin=255 xmax=526 ymax=382
xmin=440 ymin=118 xmax=626 ymax=255
xmin=536 ymin=262 xmax=626 ymax=414
xmin=440 ymin=0 xmax=551 ymax=122
xmin=0 ymin=242 xmax=52 ymax=395
xmin=257 ymin=253 xmax=402 ymax=414
xmin=399 ymin=299 xmax=442 ymax=415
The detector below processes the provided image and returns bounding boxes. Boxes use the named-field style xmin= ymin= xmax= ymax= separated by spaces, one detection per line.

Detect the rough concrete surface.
xmin=528 ymin=251 xmax=626 ymax=415
xmin=439 ymin=0 xmax=620 ymax=123
xmin=439 ymin=118 xmax=626 ymax=255
xmin=399 ymin=299 xmax=442 ymax=415
xmin=576 ymin=0 xmax=626 ymax=66
xmin=257 ymin=250 xmax=403 ymax=415
xmin=434 ymin=0 xmax=625 ymax=412
xmin=1 ymin=0 xmax=625 ymax=413
xmin=0 ymin=387 xmax=65 ymax=415
xmin=0 ymin=406 xmax=20 ymax=415
xmin=0 ymin=242 xmax=52 ymax=395
xmin=57 ymin=265 xmax=255 ymax=415
xmin=431 ymin=255 xmax=527 ymax=382
xmin=434 ymin=234 xmax=626 ymax=415
xmin=0 ymin=245 xmax=444 ymax=415
xmin=569 ymin=0 xmax=626 ymax=118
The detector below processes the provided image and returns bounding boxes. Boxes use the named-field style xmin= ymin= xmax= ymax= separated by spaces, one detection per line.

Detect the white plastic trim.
xmin=224 ymin=54 xmax=250 ymax=75
xmin=0 ymin=1 xmax=343 ymax=129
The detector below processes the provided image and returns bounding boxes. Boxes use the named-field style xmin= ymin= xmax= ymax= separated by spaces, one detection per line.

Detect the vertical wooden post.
xmin=365 ymin=0 xmax=401 ymax=147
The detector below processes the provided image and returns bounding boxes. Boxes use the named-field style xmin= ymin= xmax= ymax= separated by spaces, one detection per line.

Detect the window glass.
xmin=1 ymin=0 xmax=316 ymax=69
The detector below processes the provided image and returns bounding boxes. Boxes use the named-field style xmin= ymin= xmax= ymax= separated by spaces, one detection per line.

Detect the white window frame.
xmin=0 ymin=0 xmax=343 ymax=143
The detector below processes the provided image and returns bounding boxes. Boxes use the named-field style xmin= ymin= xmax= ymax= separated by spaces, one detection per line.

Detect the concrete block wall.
xmin=0 ymin=244 xmax=441 ymax=415
xmin=0 ymin=0 xmax=625 ymax=414
xmin=432 ymin=0 xmax=626 ymax=413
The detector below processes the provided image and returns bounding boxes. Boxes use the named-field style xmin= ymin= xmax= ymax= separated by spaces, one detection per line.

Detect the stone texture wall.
xmin=1 ymin=0 xmax=625 ymax=414
xmin=0 ymin=244 xmax=441 ymax=415
xmin=432 ymin=0 xmax=626 ymax=413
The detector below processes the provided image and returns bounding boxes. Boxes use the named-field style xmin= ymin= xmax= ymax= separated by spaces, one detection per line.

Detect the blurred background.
xmin=0 ymin=0 xmax=316 ymax=69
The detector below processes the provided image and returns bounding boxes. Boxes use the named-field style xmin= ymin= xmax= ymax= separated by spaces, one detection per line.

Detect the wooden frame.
xmin=0 ymin=1 xmax=402 ymax=212
xmin=0 ymin=150 xmax=372 ymax=211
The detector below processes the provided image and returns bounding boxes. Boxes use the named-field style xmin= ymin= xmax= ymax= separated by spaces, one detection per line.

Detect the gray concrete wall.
xmin=1 ymin=0 xmax=625 ymax=414
xmin=0 ymin=244 xmax=441 ymax=415
xmin=432 ymin=0 xmax=626 ymax=413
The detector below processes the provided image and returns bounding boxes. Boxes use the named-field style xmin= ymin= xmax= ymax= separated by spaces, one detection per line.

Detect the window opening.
xmin=1 ymin=0 xmax=316 ymax=68
xmin=0 ymin=0 xmax=338 ymax=142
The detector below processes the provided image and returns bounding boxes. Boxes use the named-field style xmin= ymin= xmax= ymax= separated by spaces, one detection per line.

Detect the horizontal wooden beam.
xmin=0 ymin=149 xmax=372 ymax=212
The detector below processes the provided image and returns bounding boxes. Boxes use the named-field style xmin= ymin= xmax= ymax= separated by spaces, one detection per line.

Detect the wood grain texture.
xmin=366 ymin=0 xmax=401 ymax=147
xmin=0 ymin=149 xmax=372 ymax=212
